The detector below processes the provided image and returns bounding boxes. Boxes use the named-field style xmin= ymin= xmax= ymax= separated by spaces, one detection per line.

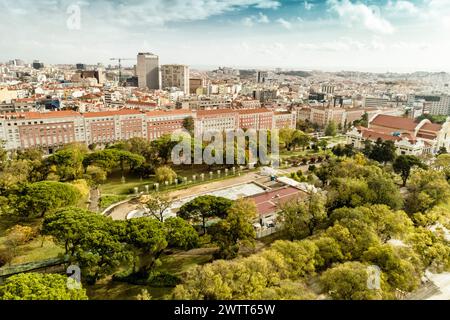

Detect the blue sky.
xmin=1 ymin=0 xmax=450 ymax=72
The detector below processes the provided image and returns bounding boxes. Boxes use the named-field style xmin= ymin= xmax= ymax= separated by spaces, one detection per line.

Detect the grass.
xmin=0 ymin=216 xmax=63 ymax=266
xmin=99 ymin=166 xmax=251 ymax=196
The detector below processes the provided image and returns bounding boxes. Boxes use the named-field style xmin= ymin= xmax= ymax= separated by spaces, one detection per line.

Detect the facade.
xmin=295 ymin=105 xmax=380 ymax=127
xmin=161 ymin=64 xmax=189 ymax=95
xmin=0 ymin=107 xmax=297 ymax=151
xmin=364 ymin=97 xmax=389 ymax=108
xmin=409 ymin=94 xmax=450 ymax=116
xmin=146 ymin=110 xmax=194 ymax=140
xmin=137 ymin=52 xmax=160 ymax=90
xmin=346 ymin=114 xmax=450 ymax=155
xmin=274 ymin=111 xmax=297 ymax=129
xmin=238 ymin=109 xmax=273 ymax=130
xmin=0 ymin=110 xmax=83 ymax=151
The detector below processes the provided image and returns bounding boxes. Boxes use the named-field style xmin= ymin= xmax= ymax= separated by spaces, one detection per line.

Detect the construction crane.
xmin=110 ymin=58 xmax=134 ymax=85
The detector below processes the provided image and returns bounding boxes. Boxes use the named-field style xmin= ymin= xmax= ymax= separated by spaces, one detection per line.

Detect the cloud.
xmin=277 ymin=18 xmax=292 ymax=29
xmin=327 ymin=0 xmax=395 ymax=34
xmin=242 ymin=12 xmax=270 ymax=26
xmin=296 ymin=37 xmax=389 ymax=52
xmin=386 ymin=1 xmax=419 ymax=16
xmin=0 ymin=0 xmax=281 ymax=27
xmin=304 ymin=1 xmax=314 ymax=11
xmin=254 ymin=0 xmax=281 ymax=9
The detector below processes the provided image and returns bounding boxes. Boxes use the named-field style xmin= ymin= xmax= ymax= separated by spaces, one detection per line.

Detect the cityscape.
xmin=0 ymin=0 xmax=449 ymax=310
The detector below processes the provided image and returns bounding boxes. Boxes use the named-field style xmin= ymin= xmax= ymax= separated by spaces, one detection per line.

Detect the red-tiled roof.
xmin=359 ymin=128 xmax=402 ymax=142
xmin=249 ymin=187 xmax=306 ymax=216
xmin=126 ymin=100 xmax=158 ymax=106
xmin=2 ymin=110 xmax=80 ymax=119
xmin=237 ymin=108 xmax=272 ymax=115
xmin=82 ymin=109 xmax=143 ymax=118
xmin=197 ymin=109 xmax=238 ymax=117
xmin=370 ymin=114 xmax=417 ymax=131
xmin=146 ymin=110 xmax=193 ymax=117
xmin=420 ymin=122 xmax=442 ymax=132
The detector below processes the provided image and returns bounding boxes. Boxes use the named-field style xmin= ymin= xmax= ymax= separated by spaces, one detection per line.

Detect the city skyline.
xmin=1 ymin=0 xmax=450 ymax=72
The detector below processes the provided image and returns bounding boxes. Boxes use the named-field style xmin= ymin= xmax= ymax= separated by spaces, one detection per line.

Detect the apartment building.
xmin=146 ymin=109 xmax=194 ymax=140
xmin=0 ymin=110 xmax=84 ymax=151
xmin=0 ymin=108 xmax=297 ymax=151
xmin=364 ymin=97 xmax=389 ymax=108
xmin=83 ymin=109 xmax=146 ymax=144
xmin=274 ymin=111 xmax=297 ymax=129
xmin=161 ymin=64 xmax=189 ymax=95
xmin=238 ymin=109 xmax=273 ymax=130
xmin=409 ymin=94 xmax=450 ymax=116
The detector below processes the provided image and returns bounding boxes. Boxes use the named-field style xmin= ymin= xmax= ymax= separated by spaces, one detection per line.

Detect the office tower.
xmin=161 ymin=64 xmax=189 ymax=94
xmin=137 ymin=52 xmax=160 ymax=90
xmin=76 ymin=63 xmax=86 ymax=70
xmin=256 ymin=71 xmax=269 ymax=83
xmin=321 ymin=84 xmax=335 ymax=94
xmin=32 ymin=60 xmax=44 ymax=70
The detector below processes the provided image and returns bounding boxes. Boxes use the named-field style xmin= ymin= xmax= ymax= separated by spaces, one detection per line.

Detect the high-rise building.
xmin=137 ymin=52 xmax=160 ymax=90
xmin=76 ymin=63 xmax=86 ymax=70
xmin=410 ymin=94 xmax=450 ymax=116
xmin=32 ymin=60 xmax=44 ymax=70
xmin=161 ymin=64 xmax=189 ymax=94
xmin=256 ymin=71 xmax=269 ymax=83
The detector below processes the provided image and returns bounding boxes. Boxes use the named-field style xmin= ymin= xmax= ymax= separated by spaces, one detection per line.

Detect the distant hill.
xmin=277 ymin=70 xmax=312 ymax=77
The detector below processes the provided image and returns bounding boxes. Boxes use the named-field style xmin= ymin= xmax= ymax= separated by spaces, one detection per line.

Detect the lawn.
xmin=0 ymin=216 xmax=63 ymax=266
xmin=99 ymin=166 xmax=249 ymax=196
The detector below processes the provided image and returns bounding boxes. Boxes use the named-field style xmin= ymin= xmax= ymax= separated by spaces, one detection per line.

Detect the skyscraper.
xmin=161 ymin=64 xmax=190 ymax=95
xmin=137 ymin=52 xmax=160 ymax=90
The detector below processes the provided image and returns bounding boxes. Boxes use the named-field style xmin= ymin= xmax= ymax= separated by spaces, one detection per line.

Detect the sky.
xmin=1 ymin=0 xmax=450 ymax=72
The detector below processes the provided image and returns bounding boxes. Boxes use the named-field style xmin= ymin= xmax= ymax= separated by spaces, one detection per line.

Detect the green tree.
xmin=155 ymin=166 xmax=177 ymax=184
xmin=407 ymin=227 xmax=450 ymax=272
xmin=366 ymin=174 xmax=404 ymax=209
xmin=210 ymin=198 xmax=257 ymax=259
xmin=178 ymin=195 xmax=233 ymax=234
xmin=182 ymin=116 xmax=195 ymax=135
xmin=292 ymin=130 xmax=311 ymax=151
xmin=142 ymin=193 xmax=173 ymax=222
xmin=320 ymin=262 xmax=386 ymax=300
xmin=0 ymin=273 xmax=88 ymax=300
xmin=313 ymin=236 xmax=344 ymax=270
xmin=151 ymin=134 xmax=178 ymax=164
xmin=393 ymin=155 xmax=425 ymax=187
xmin=164 ymin=217 xmax=199 ymax=250
xmin=280 ymin=193 xmax=327 ymax=240
xmin=14 ymin=181 xmax=80 ymax=217
xmin=369 ymin=139 xmax=396 ymax=164
xmin=45 ymin=145 xmax=86 ymax=181
xmin=325 ymin=121 xmax=337 ymax=137
xmin=122 ymin=218 xmax=168 ymax=277
xmin=362 ymin=245 xmax=422 ymax=292
xmin=43 ymin=208 xmax=129 ymax=283
xmin=405 ymin=169 xmax=450 ymax=213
